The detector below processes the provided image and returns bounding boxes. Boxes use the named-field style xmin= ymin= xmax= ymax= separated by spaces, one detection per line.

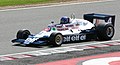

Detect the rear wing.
xmin=83 ymin=13 xmax=115 ymax=26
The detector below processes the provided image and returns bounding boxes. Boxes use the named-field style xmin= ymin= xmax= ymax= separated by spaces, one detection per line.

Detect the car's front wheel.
xmin=49 ymin=33 xmax=63 ymax=47
xmin=17 ymin=29 xmax=31 ymax=39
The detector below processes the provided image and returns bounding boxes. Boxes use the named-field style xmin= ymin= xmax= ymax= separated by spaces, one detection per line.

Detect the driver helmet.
xmin=60 ymin=16 xmax=70 ymax=24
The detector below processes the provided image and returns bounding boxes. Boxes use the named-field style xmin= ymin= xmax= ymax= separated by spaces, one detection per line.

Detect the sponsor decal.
xmin=63 ymin=35 xmax=86 ymax=42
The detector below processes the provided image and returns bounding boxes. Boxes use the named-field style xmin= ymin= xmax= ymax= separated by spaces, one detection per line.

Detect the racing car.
xmin=12 ymin=13 xmax=115 ymax=47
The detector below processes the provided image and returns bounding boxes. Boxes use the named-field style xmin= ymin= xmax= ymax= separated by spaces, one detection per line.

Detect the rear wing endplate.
xmin=83 ymin=13 xmax=115 ymax=26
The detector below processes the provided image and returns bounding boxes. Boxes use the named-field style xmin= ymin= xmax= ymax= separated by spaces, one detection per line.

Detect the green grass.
xmin=0 ymin=0 xmax=57 ymax=7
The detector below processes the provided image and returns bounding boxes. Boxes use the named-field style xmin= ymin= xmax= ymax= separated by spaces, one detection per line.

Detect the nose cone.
xmin=23 ymin=35 xmax=37 ymax=44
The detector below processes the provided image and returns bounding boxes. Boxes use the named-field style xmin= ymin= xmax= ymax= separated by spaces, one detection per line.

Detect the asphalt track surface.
xmin=0 ymin=0 xmax=120 ymax=65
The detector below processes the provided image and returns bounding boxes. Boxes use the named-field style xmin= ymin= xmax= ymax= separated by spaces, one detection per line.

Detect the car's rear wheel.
xmin=96 ymin=23 xmax=114 ymax=40
xmin=17 ymin=29 xmax=31 ymax=39
xmin=49 ymin=33 xmax=63 ymax=47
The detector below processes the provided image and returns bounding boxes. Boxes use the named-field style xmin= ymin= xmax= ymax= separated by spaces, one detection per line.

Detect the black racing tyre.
xmin=49 ymin=33 xmax=63 ymax=47
xmin=96 ymin=23 xmax=115 ymax=40
xmin=16 ymin=29 xmax=31 ymax=39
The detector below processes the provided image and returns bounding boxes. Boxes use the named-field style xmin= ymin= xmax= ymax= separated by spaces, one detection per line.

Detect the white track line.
xmin=0 ymin=0 xmax=114 ymax=12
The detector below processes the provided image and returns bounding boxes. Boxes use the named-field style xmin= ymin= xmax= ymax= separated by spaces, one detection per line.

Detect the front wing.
xmin=12 ymin=39 xmax=47 ymax=45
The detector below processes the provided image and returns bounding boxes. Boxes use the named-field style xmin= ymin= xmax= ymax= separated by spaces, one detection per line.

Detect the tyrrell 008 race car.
xmin=12 ymin=13 xmax=115 ymax=47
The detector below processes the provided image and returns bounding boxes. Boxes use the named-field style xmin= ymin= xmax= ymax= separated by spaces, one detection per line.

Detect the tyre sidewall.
xmin=96 ymin=24 xmax=114 ymax=40
xmin=49 ymin=33 xmax=63 ymax=47
xmin=17 ymin=29 xmax=31 ymax=39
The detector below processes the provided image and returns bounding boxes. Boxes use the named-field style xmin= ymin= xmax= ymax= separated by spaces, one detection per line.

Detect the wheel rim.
xmin=55 ymin=35 xmax=63 ymax=45
xmin=106 ymin=27 xmax=114 ymax=37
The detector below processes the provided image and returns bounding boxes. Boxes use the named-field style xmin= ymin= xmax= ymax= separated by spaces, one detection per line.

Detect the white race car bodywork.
xmin=24 ymin=19 xmax=94 ymax=44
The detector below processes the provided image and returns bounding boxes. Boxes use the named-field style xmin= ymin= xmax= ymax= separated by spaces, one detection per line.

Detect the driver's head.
xmin=60 ymin=16 xmax=70 ymax=24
